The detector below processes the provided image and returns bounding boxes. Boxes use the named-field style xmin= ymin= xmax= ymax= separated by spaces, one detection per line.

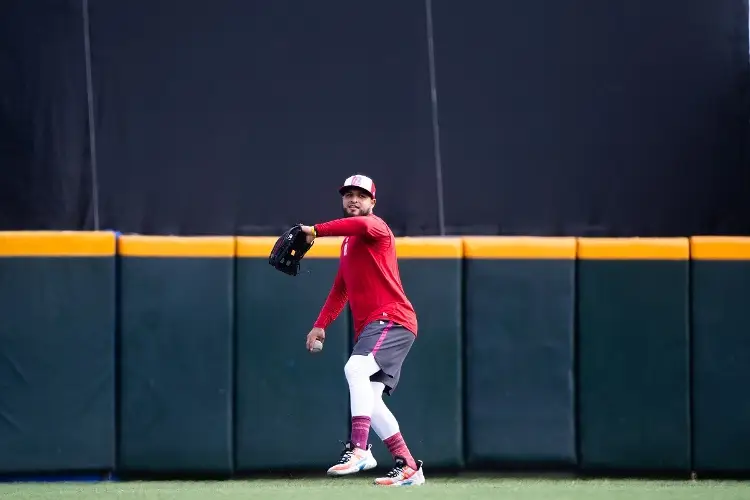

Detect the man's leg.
xmin=369 ymin=381 xmax=417 ymax=469
xmin=370 ymin=381 xmax=425 ymax=486
xmin=345 ymin=354 xmax=381 ymax=450
xmin=326 ymin=353 xmax=380 ymax=476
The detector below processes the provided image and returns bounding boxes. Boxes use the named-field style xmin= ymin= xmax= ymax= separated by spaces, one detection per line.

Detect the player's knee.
xmin=344 ymin=356 xmax=363 ymax=382
xmin=344 ymin=354 xmax=375 ymax=382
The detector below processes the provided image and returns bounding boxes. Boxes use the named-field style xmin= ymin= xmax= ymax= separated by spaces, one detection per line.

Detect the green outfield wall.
xmin=462 ymin=237 xmax=577 ymax=469
xmin=690 ymin=237 xmax=750 ymax=474
xmin=234 ymin=236 xmax=351 ymax=472
xmin=0 ymin=231 xmax=748 ymax=478
xmin=0 ymin=232 xmax=116 ymax=474
xmin=116 ymin=235 xmax=234 ymax=475
xmin=577 ymin=238 xmax=691 ymax=473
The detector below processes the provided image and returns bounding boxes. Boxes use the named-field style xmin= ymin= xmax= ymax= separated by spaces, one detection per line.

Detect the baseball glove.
xmin=268 ymin=224 xmax=314 ymax=276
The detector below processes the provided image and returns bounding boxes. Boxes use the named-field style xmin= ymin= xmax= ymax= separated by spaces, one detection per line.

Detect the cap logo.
xmin=341 ymin=174 xmax=375 ymax=198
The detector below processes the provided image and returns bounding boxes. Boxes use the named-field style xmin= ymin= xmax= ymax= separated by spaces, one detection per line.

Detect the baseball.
xmin=311 ymin=339 xmax=323 ymax=352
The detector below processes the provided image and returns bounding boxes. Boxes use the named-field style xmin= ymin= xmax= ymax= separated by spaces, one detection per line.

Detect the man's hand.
xmin=300 ymin=225 xmax=316 ymax=244
xmin=306 ymin=327 xmax=326 ymax=352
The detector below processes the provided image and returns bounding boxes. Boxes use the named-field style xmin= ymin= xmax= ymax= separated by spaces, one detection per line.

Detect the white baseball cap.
xmin=339 ymin=174 xmax=376 ymax=198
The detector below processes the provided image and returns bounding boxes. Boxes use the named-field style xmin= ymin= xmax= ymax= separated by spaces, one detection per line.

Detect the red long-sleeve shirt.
xmin=312 ymin=214 xmax=418 ymax=340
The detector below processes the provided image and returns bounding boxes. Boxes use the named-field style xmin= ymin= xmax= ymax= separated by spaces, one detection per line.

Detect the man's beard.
xmin=342 ymin=206 xmax=371 ymax=217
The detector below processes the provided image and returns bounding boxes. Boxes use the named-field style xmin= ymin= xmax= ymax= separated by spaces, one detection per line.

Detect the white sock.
xmin=370 ymin=381 xmax=401 ymax=440
xmin=344 ymin=354 xmax=381 ymax=417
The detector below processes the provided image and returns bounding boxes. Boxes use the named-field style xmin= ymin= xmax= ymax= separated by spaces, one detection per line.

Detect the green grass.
xmin=0 ymin=477 xmax=747 ymax=500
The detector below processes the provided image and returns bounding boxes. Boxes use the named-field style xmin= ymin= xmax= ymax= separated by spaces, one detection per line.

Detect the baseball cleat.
xmin=373 ymin=457 xmax=425 ymax=486
xmin=327 ymin=441 xmax=377 ymax=476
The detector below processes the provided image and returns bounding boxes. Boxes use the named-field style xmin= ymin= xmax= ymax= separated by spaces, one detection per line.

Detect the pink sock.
xmin=350 ymin=416 xmax=371 ymax=450
xmin=383 ymin=432 xmax=417 ymax=470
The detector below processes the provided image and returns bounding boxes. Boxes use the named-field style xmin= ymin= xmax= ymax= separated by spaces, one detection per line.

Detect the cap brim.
xmin=339 ymin=185 xmax=374 ymax=198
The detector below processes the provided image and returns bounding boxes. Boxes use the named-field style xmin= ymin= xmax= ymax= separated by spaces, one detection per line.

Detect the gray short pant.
xmin=351 ymin=319 xmax=415 ymax=396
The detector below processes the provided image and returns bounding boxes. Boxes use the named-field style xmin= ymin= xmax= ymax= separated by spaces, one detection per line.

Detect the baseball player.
xmin=299 ymin=174 xmax=425 ymax=487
